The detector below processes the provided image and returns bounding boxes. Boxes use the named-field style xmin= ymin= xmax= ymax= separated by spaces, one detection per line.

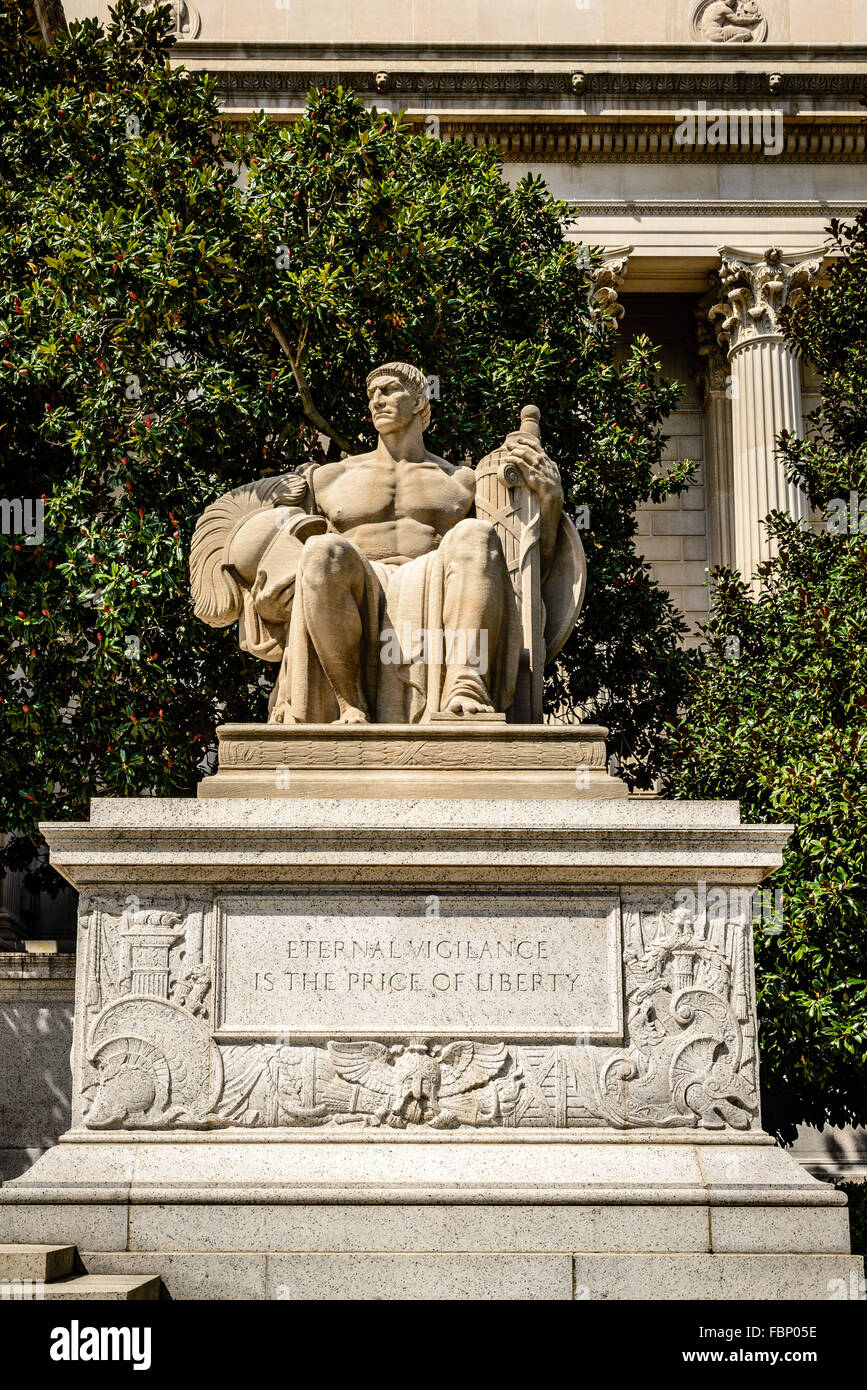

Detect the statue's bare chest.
xmin=316 ymin=459 xmax=473 ymax=531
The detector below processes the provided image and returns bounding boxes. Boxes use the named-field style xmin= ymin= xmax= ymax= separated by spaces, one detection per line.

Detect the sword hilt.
xmin=498 ymin=404 xmax=542 ymax=487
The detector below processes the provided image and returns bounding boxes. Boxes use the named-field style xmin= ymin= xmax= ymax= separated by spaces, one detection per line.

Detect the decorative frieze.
xmin=75 ymin=884 xmax=760 ymax=1135
xmin=219 ymin=102 xmax=867 ymax=163
xmin=208 ymin=68 xmax=861 ymax=101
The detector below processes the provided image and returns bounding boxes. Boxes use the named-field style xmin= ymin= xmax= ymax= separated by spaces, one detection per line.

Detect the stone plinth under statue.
xmin=200 ymin=721 xmax=627 ymax=799
xmin=1 ymin=793 xmax=860 ymax=1300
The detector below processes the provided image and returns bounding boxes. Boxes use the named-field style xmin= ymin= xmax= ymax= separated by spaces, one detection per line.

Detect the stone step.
xmin=0 ymin=1243 xmax=75 ymax=1283
xmin=39 ymin=1274 xmax=160 ymax=1301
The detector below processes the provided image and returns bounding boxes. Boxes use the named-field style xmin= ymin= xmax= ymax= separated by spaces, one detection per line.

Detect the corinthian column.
xmin=709 ymin=247 xmax=824 ymax=580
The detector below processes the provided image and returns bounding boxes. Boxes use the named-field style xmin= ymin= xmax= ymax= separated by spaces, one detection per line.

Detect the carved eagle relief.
xmin=326 ymin=1039 xmax=516 ymax=1128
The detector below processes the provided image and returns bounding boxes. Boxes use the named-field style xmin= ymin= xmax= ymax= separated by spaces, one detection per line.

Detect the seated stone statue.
xmin=190 ymin=362 xmax=585 ymax=724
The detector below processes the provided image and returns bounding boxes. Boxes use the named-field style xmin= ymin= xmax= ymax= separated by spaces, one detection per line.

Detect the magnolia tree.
xmin=0 ymin=1 xmax=691 ymax=892
xmin=666 ymin=213 xmax=867 ymax=1140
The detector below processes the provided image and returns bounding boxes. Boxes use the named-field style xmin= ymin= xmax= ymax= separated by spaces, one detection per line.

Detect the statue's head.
xmin=366 ymin=361 xmax=431 ymax=436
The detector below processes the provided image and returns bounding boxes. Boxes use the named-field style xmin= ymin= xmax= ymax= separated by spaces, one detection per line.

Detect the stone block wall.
xmin=621 ymin=293 xmax=711 ymax=642
xmin=0 ymin=953 xmax=74 ymax=1182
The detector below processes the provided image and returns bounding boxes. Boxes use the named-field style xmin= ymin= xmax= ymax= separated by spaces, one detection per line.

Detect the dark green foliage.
xmin=1 ymin=1 xmax=690 ymax=893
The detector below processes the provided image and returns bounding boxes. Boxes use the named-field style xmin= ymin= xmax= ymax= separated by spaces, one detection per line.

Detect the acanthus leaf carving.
xmin=710 ymin=247 xmax=825 ymax=352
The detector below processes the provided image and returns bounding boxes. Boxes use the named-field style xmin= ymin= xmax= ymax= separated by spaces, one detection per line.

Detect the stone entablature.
xmin=62 ymin=0 xmax=867 ymax=50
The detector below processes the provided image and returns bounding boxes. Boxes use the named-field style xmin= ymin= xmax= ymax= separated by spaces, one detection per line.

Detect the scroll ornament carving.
xmin=695 ymin=271 xmax=731 ymax=394
xmin=589 ymin=247 xmax=632 ymax=322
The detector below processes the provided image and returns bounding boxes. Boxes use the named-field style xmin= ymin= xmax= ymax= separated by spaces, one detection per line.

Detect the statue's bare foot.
xmin=336 ymin=705 xmax=370 ymax=725
xmin=444 ymin=696 xmax=495 ymax=717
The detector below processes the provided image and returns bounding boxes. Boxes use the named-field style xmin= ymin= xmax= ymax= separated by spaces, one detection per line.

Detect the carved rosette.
xmin=709 ymin=247 xmax=825 ymax=356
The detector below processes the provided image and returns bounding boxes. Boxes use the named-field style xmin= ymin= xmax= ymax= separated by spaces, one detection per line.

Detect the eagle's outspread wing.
xmin=437 ymin=1042 xmax=509 ymax=1098
xmin=328 ymin=1042 xmax=395 ymax=1097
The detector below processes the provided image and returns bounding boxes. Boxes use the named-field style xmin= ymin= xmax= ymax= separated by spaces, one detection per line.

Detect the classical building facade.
xmin=67 ymin=0 xmax=867 ymax=637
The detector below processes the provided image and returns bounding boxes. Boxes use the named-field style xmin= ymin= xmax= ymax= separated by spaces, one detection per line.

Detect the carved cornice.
xmin=210 ymin=67 xmax=865 ymax=101
xmin=421 ymin=120 xmax=866 ymax=164
xmin=218 ymin=109 xmax=867 ymax=163
xmin=709 ymin=246 xmax=826 ymax=352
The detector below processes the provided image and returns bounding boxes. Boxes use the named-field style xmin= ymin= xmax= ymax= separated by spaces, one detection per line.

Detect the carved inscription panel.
xmin=212 ymin=893 xmax=623 ymax=1043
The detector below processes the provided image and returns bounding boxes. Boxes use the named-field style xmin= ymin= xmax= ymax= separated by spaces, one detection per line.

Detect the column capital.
xmin=589 ymin=244 xmax=633 ymax=322
xmin=695 ymin=271 xmax=731 ymax=395
xmin=708 ymin=246 xmax=826 ymax=356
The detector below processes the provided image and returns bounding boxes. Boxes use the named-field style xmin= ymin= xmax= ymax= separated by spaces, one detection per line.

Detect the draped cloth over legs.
xmin=268 ymin=519 xmax=523 ymax=724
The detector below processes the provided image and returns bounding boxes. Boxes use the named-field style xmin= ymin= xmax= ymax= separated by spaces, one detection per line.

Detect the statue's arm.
xmin=500 ymin=441 xmax=564 ymax=580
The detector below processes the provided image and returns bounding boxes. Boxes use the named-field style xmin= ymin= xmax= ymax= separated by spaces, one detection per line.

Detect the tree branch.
xmin=266 ymin=315 xmax=354 ymax=454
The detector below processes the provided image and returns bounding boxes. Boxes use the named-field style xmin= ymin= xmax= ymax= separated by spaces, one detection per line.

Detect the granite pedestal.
xmin=1 ymin=736 xmax=861 ymax=1300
